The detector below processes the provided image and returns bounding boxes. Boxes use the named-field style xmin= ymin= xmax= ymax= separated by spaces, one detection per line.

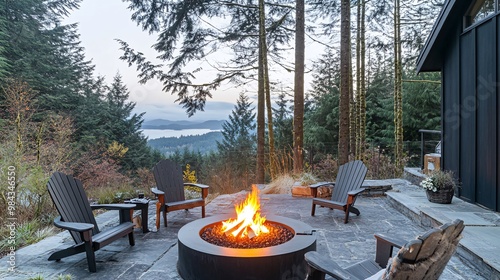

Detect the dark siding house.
xmin=417 ymin=0 xmax=500 ymax=211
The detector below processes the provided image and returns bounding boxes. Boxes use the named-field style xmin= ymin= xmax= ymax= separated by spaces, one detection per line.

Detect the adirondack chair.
xmin=310 ymin=160 xmax=367 ymax=223
xmin=304 ymin=219 xmax=465 ymax=280
xmin=152 ymin=159 xmax=209 ymax=228
xmin=47 ymin=172 xmax=135 ymax=272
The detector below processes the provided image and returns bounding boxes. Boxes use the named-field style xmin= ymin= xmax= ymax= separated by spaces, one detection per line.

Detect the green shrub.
xmin=0 ymin=220 xmax=55 ymax=255
xmin=17 ymin=165 xmax=52 ymax=222
xmin=90 ymin=184 xmax=137 ymax=204
xmin=56 ymin=274 xmax=73 ymax=280
xmin=26 ymin=274 xmax=73 ymax=280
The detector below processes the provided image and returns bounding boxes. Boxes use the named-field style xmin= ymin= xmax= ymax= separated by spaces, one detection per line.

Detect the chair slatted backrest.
xmin=47 ymin=172 xmax=99 ymax=244
xmin=153 ymin=159 xmax=186 ymax=203
xmin=331 ymin=160 xmax=367 ymax=203
xmin=386 ymin=219 xmax=465 ymax=279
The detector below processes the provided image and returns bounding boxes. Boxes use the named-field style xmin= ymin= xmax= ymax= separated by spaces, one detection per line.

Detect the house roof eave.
xmin=416 ymin=0 xmax=474 ymax=73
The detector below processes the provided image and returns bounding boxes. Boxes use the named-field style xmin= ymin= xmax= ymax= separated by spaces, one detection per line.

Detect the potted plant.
xmin=419 ymin=170 xmax=457 ymax=204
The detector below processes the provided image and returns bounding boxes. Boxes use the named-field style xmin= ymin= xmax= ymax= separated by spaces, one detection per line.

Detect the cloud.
xmin=205 ymin=101 xmax=237 ymax=111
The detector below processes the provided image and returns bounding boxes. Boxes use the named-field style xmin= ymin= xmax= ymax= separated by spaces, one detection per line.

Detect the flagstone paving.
xmin=0 ymin=179 xmax=491 ymax=279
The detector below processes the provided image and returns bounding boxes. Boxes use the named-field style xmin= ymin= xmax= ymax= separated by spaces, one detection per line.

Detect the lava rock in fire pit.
xmin=201 ymin=221 xmax=294 ymax=249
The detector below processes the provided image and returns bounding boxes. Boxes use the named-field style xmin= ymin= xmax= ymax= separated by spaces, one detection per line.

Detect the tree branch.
xmin=403 ymin=79 xmax=441 ymax=84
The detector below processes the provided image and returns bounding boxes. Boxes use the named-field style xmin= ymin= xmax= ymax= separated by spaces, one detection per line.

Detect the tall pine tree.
xmin=305 ymin=50 xmax=340 ymax=156
xmin=273 ymin=90 xmax=293 ymax=151
xmin=217 ymin=92 xmax=256 ymax=179
xmin=105 ymin=74 xmax=159 ymax=171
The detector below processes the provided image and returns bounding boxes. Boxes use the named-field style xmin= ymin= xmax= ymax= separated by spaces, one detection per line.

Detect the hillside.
xmin=142 ymin=119 xmax=225 ymax=130
xmin=147 ymin=131 xmax=223 ymax=156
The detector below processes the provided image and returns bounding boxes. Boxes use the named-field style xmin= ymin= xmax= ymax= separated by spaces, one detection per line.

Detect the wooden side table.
xmin=125 ymin=198 xmax=150 ymax=233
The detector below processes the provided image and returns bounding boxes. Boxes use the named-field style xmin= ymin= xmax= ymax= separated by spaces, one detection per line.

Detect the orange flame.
xmin=221 ymin=185 xmax=269 ymax=238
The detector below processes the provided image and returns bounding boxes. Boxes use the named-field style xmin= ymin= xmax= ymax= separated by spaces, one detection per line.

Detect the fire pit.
xmin=177 ymin=187 xmax=317 ymax=280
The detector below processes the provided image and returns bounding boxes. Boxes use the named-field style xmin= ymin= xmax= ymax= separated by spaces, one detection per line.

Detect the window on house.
xmin=468 ymin=0 xmax=496 ymax=26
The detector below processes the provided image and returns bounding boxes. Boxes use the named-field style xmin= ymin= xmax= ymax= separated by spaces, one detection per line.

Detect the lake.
xmin=141 ymin=129 xmax=218 ymax=140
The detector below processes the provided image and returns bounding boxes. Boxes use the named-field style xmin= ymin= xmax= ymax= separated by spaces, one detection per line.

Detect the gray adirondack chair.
xmin=304 ymin=219 xmax=465 ymax=280
xmin=152 ymin=159 xmax=209 ymax=228
xmin=47 ymin=172 xmax=135 ymax=272
xmin=310 ymin=160 xmax=368 ymax=223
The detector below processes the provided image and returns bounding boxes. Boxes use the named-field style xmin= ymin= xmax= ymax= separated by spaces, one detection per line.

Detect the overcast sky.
xmin=64 ymin=0 xmax=323 ymax=122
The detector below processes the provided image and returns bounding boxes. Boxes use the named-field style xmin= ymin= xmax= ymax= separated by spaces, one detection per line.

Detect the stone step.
xmin=387 ymin=172 xmax=500 ymax=279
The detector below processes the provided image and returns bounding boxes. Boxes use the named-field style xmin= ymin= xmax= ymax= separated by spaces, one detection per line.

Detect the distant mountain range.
xmin=147 ymin=131 xmax=223 ymax=156
xmin=142 ymin=119 xmax=225 ymax=130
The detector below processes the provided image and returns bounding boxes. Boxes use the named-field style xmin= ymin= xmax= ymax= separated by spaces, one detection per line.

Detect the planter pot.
xmin=426 ymin=188 xmax=454 ymax=204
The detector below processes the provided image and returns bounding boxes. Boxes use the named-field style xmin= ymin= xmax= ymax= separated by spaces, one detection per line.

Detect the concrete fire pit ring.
xmin=177 ymin=214 xmax=317 ymax=280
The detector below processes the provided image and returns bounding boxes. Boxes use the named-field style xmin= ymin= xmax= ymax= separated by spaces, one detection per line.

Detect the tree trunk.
xmin=349 ymin=44 xmax=356 ymax=158
xmin=358 ymin=0 xmax=366 ymax=159
xmin=260 ymin=0 xmax=276 ymax=179
xmin=256 ymin=0 xmax=266 ymax=183
xmin=293 ymin=0 xmax=305 ymax=173
xmin=355 ymin=0 xmax=361 ymax=159
xmin=394 ymin=0 xmax=404 ymax=174
xmin=338 ymin=0 xmax=351 ymax=165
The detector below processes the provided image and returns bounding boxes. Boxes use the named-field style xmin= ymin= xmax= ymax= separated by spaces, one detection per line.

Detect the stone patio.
xmin=0 ymin=179 xmax=495 ymax=279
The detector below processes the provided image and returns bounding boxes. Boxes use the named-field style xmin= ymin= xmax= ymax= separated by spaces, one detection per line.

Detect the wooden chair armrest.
xmin=374 ymin=233 xmax=406 ymax=267
xmin=309 ymin=182 xmax=335 ymax=198
xmin=54 ymin=216 xmax=94 ymax=232
xmin=184 ymin=183 xmax=209 ymax=189
xmin=304 ymin=251 xmax=360 ymax=280
xmin=152 ymin=187 xmax=165 ymax=207
xmin=151 ymin=187 xmax=165 ymax=195
xmin=374 ymin=234 xmax=406 ymax=248
xmin=90 ymin=204 xmax=135 ymax=223
xmin=348 ymin=188 xmax=365 ymax=196
xmin=90 ymin=204 xmax=136 ymax=211
xmin=309 ymin=181 xmax=335 ymax=189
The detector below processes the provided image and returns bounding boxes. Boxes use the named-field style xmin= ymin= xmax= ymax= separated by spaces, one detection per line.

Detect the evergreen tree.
xmin=0 ymin=0 xmax=165 ymax=214
xmin=167 ymin=147 xmax=204 ymax=180
xmin=273 ymin=89 xmax=293 ymax=151
xmin=365 ymin=59 xmax=393 ymax=146
xmin=305 ymin=50 xmax=340 ymax=156
xmin=402 ymin=71 xmax=441 ymax=141
xmin=73 ymin=76 xmax=110 ymax=147
xmin=0 ymin=0 xmax=91 ymax=113
xmin=217 ymin=92 xmax=256 ymax=178
xmin=70 ymin=74 xmax=160 ymax=172
xmin=105 ymin=73 xmax=137 ymax=142
xmin=107 ymin=74 xmax=133 ymax=119
xmin=105 ymin=74 xmax=160 ymax=171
